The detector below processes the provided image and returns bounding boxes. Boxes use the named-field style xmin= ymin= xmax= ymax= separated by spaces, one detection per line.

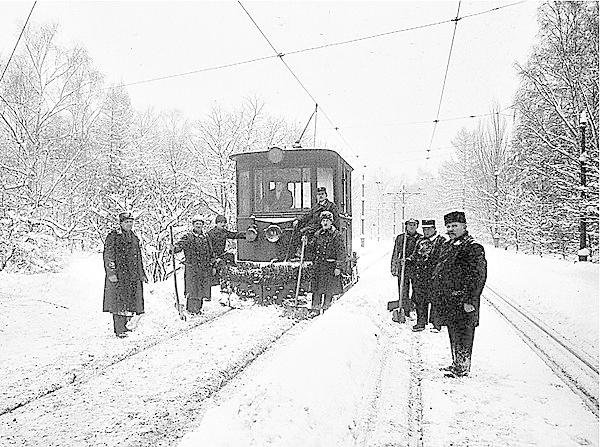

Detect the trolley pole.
xmin=579 ymin=111 xmax=589 ymax=261
xmin=360 ymin=166 xmax=366 ymax=248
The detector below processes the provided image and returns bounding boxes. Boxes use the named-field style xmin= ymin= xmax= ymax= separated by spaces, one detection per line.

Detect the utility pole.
xmin=578 ymin=111 xmax=589 ymax=261
xmin=360 ymin=166 xmax=366 ymax=248
xmin=385 ymin=185 xmax=423 ymax=235
xmin=375 ymin=181 xmax=382 ymax=242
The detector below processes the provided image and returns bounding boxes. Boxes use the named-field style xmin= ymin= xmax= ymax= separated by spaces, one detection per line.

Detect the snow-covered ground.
xmin=486 ymin=247 xmax=598 ymax=363
xmin=178 ymin=241 xmax=598 ymax=447
xmin=0 ymin=240 xmax=598 ymax=446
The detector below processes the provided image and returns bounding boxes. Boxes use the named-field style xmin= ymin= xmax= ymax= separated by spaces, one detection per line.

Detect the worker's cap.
xmin=118 ymin=212 xmax=134 ymax=222
xmin=320 ymin=211 xmax=334 ymax=222
xmin=443 ymin=211 xmax=466 ymax=225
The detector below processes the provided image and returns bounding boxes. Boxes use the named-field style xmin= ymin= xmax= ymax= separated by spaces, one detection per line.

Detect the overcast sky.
xmin=1 ymin=1 xmax=539 ymax=182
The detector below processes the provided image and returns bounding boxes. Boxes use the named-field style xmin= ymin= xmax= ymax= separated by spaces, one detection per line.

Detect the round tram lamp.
xmin=267 ymin=146 xmax=284 ymax=164
xmin=264 ymin=224 xmax=283 ymax=243
xmin=246 ymin=226 xmax=258 ymax=242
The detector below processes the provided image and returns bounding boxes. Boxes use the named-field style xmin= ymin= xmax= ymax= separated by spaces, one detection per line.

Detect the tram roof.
xmin=230 ymin=147 xmax=354 ymax=171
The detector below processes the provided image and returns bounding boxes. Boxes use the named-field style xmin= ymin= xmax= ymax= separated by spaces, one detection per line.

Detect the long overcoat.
xmin=174 ymin=230 xmax=215 ymax=299
xmin=307 ymin=227 xmax=346 ymax=296
xmin=406 ymin=233 xmax=446 ymax=302
xmin=102 ymin=228 xmax=145 ymax=315
xmin=430 ymin=232 xmax=487 ymax=327
xmin=390 ymin=232 xmax=421 ymax=277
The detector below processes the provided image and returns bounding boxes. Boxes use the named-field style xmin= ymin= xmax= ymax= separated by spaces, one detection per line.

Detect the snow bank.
xmin=179 ymin=303 xmax=382 ymax=447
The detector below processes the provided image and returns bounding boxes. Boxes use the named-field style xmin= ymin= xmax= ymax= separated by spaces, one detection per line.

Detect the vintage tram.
xmin=225 ymin=146 xmax=357 ymax=306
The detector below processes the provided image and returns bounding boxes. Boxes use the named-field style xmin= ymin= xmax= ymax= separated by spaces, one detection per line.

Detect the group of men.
xmin=102 ymin=212 xmax=245 ymax=337
xmin=101 ymin=198 xmax=486 ymax=379
xmin=390 ymin=211 xmax=488 ymax=377
xmin=102 ymin=186 xmax=345 ymax=335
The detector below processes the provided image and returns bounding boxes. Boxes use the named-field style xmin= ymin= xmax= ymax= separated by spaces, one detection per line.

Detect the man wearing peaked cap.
xmin=303 ymin=206 xmax=346 ymax=314
xmin=405 ymin=219 xmax=446 ymax=332
xmin=389 ymin=218 xmax=422 ymax=321
xmin=207 ymin=214 xmax=246 ymax=296
xmin=171 ymin=214 xmax=216 ymax=314
xmin=290 ymin=185 xmax=340 ymax=259
xmin=431 ymin=211 xmax=487 ymax=377
xmin=103 ymin=212 xmax=147 ymax=337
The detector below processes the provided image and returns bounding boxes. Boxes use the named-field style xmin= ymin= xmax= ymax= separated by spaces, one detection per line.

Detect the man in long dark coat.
xmin=431 ymin=211 xmax=487 ymax=377
xmin=172 ymin=215 xmax=215 ymax=314
xmin=208 ymin=214 xmax=246 ymax=294
xmin=305 ymin=210 xmax=346 ymax=314
xmin=390 ymin=218 xmax=421 ymax=318
xmin=406 ymin=219 xmax=446 ymax=332
xmin=103 ymin=212 xmax=147 ymax=338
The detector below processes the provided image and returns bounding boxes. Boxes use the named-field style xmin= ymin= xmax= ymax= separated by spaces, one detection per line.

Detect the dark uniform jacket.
xmin=307 ymin=227 xmax=346 ymax=296
xmin=207 ymin=226 xmax=245 ymax=258
xmin=390 ymin=232 xmax=421 ymax=277
xmin=173 ymin=230 xmax=215 ymax=271
xmin=102 ymin=228 xmax=145 ymax=315
xmin=298 ymin=199 xmax=340 ymax=234
xmin=174 ymin=230 xmax=215 ymax=299
xmin=431 ymin=232 xmax=487 ymax=326
xmin=406 ymin=233 xmax=446 ymax=286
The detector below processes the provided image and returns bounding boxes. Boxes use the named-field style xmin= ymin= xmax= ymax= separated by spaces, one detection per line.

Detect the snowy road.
xmin=1 ymin=244 xmax=598 ymax=446
xmin=180 ymin=243 xmax=598 ymax=447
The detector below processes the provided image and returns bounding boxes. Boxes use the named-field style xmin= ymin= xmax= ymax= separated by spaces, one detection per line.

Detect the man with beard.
xmin=406 ymin=219 xmax=446 ymax=332
xmin=304 ymin=210 xmax=346 ymax=315
xmin=172 ymin=215 xmax=215 ymax=314
xmin=390 ymin=218 xmax=421 ymax=320
xmin=432 ymin=211 xmax=487 ymax=377
xmin=103 ymin=212 xmax=147 ymax=338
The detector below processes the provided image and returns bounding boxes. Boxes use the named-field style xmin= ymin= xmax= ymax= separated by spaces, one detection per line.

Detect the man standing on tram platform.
xmin=432 ymin=211 xmax=487 ymax=377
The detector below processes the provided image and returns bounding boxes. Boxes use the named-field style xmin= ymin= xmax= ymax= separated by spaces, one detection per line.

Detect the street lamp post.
xmin=361 ymin=167 xmax=366 ymax=248
xmin=375 ymin=181 xmax=382 ymax=242
xmin=493 ymin=169 xmax=500 ymax=248
xmin=578 ymin=111 xmax=589 ymax=262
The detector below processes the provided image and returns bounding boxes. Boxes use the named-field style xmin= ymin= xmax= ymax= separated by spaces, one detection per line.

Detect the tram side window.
xmin=316 ymin=167 xmax=334 ymax=203
xmin=238 ymin=171 xmax=250 ymax=216
xmin=254 ymin=167 xmax=312 ymax=212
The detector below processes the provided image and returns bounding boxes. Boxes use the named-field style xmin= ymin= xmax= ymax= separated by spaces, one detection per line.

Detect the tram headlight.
xmin=264 ymin=224 xmax=282 ymax=243
xmin=246 ymin=226 xmax=258 ymax=242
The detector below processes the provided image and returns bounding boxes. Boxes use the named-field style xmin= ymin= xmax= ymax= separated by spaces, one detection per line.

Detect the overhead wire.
xmin=426 ymin=0 xmax=462 ymax=160
xmin=337 ymin=111 xmax=514 ymax=130
xmin=237 ymin=0 xmax=360 ymax=161
xmin=0 ymin=1 xmax=36 ymax=85
xmin=111 ymin=1 xmax=527 ymax=91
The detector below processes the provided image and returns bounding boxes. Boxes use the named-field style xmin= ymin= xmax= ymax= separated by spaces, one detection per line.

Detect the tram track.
xmin=482 ymin=284 xmax=599 ymax=417
xmin=1 ymin=248 xmax=389 ymax=420
xmin=0 ymin=304 xmax=235 ymax=417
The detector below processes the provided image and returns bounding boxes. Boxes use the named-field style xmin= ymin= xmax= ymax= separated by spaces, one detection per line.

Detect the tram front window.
xmin=255 ymin=168 xmax=311 ymax=212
